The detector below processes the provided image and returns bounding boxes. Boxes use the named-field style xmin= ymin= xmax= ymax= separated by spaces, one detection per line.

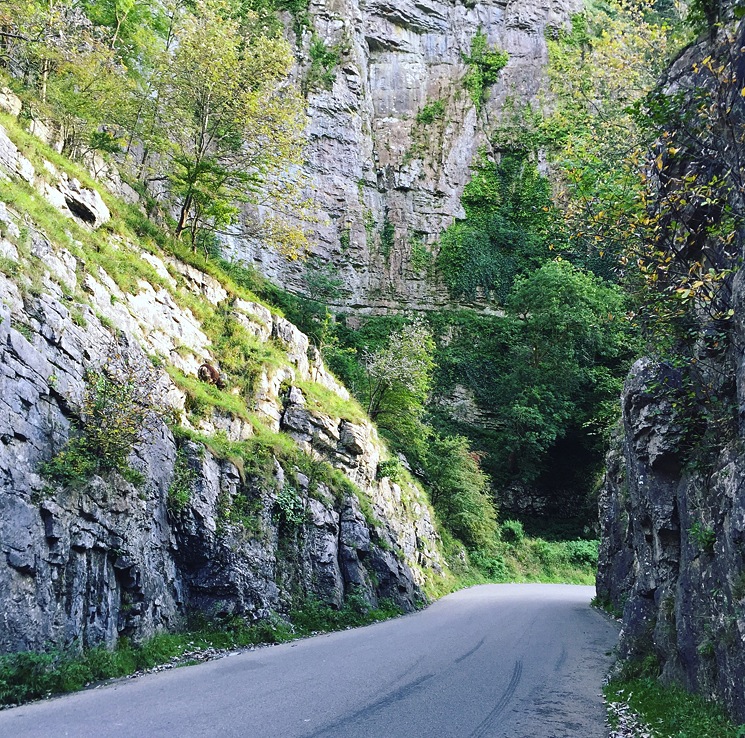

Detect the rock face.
xmin=236 ymin=0 xmax=579 ymax=311
xmin=597 ymin=359 xmax=745 ymax=721
xmin=597 ymin=15 xmax=745 ymax=721
xmin=0 ymin=122 xmax=444 ymax=654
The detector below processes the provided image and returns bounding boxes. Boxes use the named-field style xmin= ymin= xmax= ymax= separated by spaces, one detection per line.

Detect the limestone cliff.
xmin=597 ymin=15 xmax=745 ymax=721
xmin=237 ymin=0 xmax=580 ymax=311
xmin=0 ymin=104 xmax=445 ymax=654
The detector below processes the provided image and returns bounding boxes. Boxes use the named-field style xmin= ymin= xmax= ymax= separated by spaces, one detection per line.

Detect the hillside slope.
xmin=0 ymin=95 xmax=446 ymax=654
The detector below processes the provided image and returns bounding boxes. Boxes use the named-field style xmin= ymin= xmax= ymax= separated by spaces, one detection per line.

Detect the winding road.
xmin=0 ymin=584 xmax=619 ymax=738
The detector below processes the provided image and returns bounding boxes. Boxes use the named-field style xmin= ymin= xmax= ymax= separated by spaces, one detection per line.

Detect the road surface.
xmin=0 ymin=583 xmax=619 ymax=738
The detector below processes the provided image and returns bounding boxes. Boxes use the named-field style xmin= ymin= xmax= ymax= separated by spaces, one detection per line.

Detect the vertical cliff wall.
xmin=597 ymin=14 xmax=745 ymax=721
xmin=235 ymin=0 xmax=579 ymax=311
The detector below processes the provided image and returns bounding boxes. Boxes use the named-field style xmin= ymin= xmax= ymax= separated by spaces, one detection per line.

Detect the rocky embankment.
xmin=0 ymin=97 xmax=444 ymax=655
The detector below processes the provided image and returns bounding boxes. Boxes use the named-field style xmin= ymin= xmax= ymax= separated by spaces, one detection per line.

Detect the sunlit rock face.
xmin=233 ymin=0 xmax=580 ymax=313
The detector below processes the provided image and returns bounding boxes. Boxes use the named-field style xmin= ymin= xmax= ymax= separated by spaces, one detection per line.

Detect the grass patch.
xmin=167 ymin=367 xmax=252 ymax=421
xmin=605 ymin=677 xmax=744 ymax=738
xmin=295 ymin=379 xmax=367 ymax=424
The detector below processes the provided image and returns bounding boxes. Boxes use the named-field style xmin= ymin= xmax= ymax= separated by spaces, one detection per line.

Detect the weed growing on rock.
xmin=168 ymin=448 xmax=198 ymax=514
xmin=689 ymin=522 xmax=717 ymax=554
xmin=462 ymin=28 xmax=508 ymax=111
xmin=41 ymin=350 xmax=157 ymax=488
xmin=274 ymin=484 xmax=307 ymax=528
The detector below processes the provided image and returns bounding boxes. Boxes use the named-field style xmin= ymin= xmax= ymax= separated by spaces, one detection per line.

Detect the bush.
xmin=563 ymin=539 xmax=599 ymax=567
xmin=416 ymin=99 xmax=445 ymax=125
xmin=274 ymin=485 xmax=306 ymax=528
xmin=469 ymin=549 xmax=507 ymax=580
xmin=424 ymin=433 xmax=498 ymax=549
xmin=500 ymin=519 xmax=525 ymax=543
xmin=41 ymin=352 xmax=156 ymax=487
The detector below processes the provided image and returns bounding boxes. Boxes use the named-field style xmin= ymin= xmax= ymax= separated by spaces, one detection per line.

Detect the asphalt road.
xmin=0 ymin=584 xmax=619 ymax=738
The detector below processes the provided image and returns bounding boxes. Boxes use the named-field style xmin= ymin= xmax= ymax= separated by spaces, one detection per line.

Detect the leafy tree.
xmin=362 ymin=320 xmax=435 ymax=448
xmin=139 ymin=0 xmax=307 ymax=253
xmin=424 ymin=433 xmax=498 ymax=549
xmin=0 ymin=0 xmax=136 ymax=156
xmin=494 ymin=260 xmax=632 ymax=484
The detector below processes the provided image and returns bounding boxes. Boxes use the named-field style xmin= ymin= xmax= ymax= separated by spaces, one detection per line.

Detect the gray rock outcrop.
xmin=0 ymin=123 xmax=445 ymax=654
xmin=597 ymin=14 xmax=745 ymax=721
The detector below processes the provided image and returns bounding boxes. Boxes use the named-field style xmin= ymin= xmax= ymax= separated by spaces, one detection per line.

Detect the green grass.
xmin=167 ymin=367 xmax=252 ymax=421
xmin=295 ymin=379 xmax=367 ymax=424
xmin=605 ymin=677 xmax=745 ymax=738
xmin=0 ymin=597 xmax=404 ymax=707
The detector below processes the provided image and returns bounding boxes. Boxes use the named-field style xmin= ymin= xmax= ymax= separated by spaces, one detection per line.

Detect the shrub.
xmin=424 ymin=433 xmax=498 ymax=549
xmin=376 ymin=458 xmax=404 ymax=483
xmin=500 ymin=519 xmax=525 ymax=543
xmin=416 ymin=99 xmax=445 ymax=125
xmin=168 ymin=448 xmax=197 ymax=514
xmin=462 ymin=28 xmax=508 ymax=110
xmin=563 ymin=539 xmax=599 ymax=567
xmin=41 ymin=352 xmax=156 ymax=487
xmin=274 ymin=484 xmax=306 ymax=528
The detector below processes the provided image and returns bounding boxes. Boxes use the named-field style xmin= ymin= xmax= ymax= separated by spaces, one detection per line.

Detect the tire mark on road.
xmin=554 ymin=645 xmax=567 ymax=672
xmin=455 ymin=637 xmax=486 ymax=664
xmin=302 ymin=673 xmax=435 ymax=737
xmin=470 ymin=660 xmax=523 ymax=738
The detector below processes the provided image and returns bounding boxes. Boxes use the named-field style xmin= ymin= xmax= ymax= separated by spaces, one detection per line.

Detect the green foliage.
xmin=409 ymin=235 xmax=432 ymax=274
xmin=362 ymin=319 xmax=435 ymax=449
xmin=432 ymin=262 xmax=633 ymax=490
xmin=562 ymin=539 xmax=599 ymax=567
xmin=380 ymin=216 xmax=395 ymax=260
xmin=605 ymin=677 xmax=741 ymax=738
xmin=416 ymin=99 xmax=445 ymax=125
xmin=217 ymin=487 xmax=263 ymax=533
xmin=81 ymin=368 xmax=149 ymax=472
xmin=153 ymin=0 xmax=306 ymax=249
xmin=304 ymin=257 xmax=345 ymax=300
xmin=168 ymin=448 xmax=198 ymax=514
xmin=294 ymin=379 xmax=367 ymax=424
xmin=41 ymin=360 xmax=153 ymax=487
xmin=424 ymin=433 xmax=497 ymax=549
xmin=274 ymin=484 xmax=306 ymax=528
xmin=376 ymin=458 xmax=404 ymax=483
xmin=689 ymin=522 xmax=716 ymax=554
xmin=500 ymin=519 xmax=525 ymax=543
xmin=305 ymin=33 xmax=343 ymax=92
xmin=437 ymin=151 xmax=554 ymax=301
xmin=289 ymin=593 xmax=402 ymax=634
xmin=462 ymin=28 xmax=508 ymax=111
xmin=39 ymin=436 xmax=96 ymax=488
xmin=0 ymin=0 xmax=309 ymax=255
xmin=167 ymin=367 xmax=250 ymax=421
